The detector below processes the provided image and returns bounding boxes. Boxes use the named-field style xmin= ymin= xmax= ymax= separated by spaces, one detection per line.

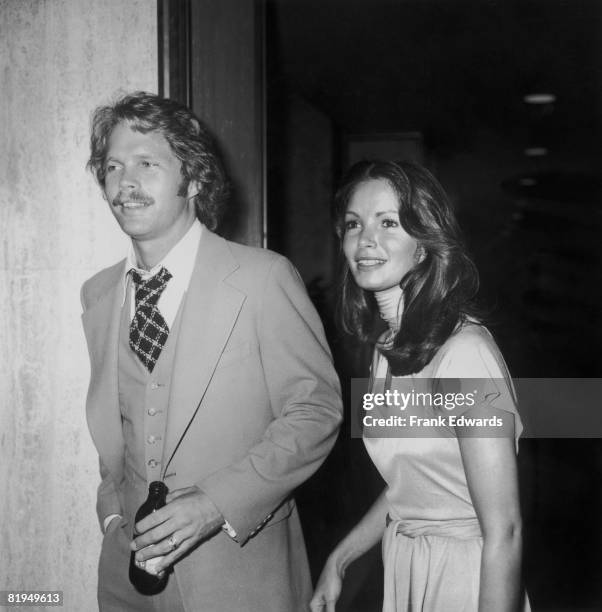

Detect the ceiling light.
xmin=524 ymin=93 xmax=556 ymax=104
xmin=524 ymin=147 xmax=548 ymax=157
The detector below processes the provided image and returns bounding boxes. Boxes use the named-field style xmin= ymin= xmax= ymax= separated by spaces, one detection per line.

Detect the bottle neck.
xmin=148 ymin=481 xmax=168 ymax=499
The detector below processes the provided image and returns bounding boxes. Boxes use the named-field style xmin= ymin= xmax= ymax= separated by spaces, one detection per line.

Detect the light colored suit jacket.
xmin=81 ymin=228 xmax=343 ymax=611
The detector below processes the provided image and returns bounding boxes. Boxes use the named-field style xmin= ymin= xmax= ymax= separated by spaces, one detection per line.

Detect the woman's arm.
xmin=457 ymin=404 xmax=523 ymax=612
xmin=309 ymin=490 xmax=389 ymax=612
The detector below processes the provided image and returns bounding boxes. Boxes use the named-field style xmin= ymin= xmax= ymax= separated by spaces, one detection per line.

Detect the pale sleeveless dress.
xmin=364 ymin=323 xmax=530 ymax=611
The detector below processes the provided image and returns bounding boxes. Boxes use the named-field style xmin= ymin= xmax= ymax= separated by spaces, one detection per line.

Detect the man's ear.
xmin=186 ymin=180 xmax=201 ymax=200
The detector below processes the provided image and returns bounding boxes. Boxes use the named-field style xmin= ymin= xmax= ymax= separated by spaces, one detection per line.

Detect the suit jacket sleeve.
xmin=96 ymin=457 xmax=124 ymax=529
xmin=81 ymin=282 xmax=124 ymax=529
xmin=198 ymin=256 xmax=343 ymax=544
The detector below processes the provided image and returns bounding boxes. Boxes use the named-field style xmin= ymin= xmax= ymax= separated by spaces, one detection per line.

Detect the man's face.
xmin=103 ymin=122 xmax=197 ymax=249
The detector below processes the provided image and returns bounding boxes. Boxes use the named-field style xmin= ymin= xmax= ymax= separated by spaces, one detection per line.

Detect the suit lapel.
xmin=163 ymin=230 xmax=245 ymax=472
xmin=81 ymin=263 xmax=126 ymax=482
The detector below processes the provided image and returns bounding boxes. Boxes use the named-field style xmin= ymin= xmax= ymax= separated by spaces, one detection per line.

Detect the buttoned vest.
xmin=117 ymin=281 xmax=185 ymax=526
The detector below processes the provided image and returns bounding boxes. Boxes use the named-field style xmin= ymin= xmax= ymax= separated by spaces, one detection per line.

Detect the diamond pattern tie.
xmin=129 ymin=267 xmax=172 ymax=372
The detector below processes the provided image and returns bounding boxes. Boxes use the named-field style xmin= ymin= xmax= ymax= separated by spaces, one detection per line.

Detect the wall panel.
xmin=189 ymin=0 xmax=265 ymax=246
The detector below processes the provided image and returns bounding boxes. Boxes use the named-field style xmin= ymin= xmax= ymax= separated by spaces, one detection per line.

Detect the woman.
xmin=310 ymin=160 xmax=529 ymax=612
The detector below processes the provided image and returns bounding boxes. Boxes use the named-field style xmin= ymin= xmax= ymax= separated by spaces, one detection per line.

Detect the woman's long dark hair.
xmin=334 ymin=160 xmax=479 ymax=376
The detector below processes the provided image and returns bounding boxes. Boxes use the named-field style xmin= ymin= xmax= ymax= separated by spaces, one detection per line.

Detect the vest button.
xmin=147 ymin=435 xmax=157 ymax=444
xmin=148 ymin=408 xmax=157 ymax=416
xmin=148 ymin=459 xmax=158 ymax=468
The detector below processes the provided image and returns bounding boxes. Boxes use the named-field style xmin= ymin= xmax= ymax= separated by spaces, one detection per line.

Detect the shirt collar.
xmin=121 ymin=219 xmax=203 ymax=302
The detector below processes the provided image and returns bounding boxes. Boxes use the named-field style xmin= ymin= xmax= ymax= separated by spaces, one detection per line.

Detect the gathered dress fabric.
xmin=364 ymin=322 xmax=531 ymax=612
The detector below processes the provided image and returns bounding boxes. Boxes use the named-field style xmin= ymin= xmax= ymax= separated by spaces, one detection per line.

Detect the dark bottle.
xmin=129 ymin=481 xmax=169 ymax=595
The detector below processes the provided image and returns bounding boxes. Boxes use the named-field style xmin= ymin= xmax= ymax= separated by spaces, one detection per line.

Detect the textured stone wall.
xmin=0 ymin=1 xmax=157 ymax=609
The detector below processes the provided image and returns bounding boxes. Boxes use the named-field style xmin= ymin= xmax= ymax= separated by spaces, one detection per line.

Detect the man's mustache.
xmin=112 ymin=191 xmax=154 ymax=207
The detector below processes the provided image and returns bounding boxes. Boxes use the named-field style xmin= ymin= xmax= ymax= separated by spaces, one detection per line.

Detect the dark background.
xmin=265 ymin=1 xmax=602 ymax=610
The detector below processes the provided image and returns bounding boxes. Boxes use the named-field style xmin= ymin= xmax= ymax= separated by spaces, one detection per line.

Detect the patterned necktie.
xmin=129 ymin=267 xmax=172 ymax=372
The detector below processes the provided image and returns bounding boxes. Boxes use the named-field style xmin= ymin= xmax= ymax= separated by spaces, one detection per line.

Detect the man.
xmin=81 ymin=91 xmax=342 ymax=611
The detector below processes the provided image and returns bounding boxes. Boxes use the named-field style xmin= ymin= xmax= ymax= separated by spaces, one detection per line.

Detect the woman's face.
xmin=343 ymin=179 xmax=420 ymax=293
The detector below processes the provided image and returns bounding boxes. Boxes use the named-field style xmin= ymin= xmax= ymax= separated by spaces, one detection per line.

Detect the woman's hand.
xmin=309 ymin=557 xmax=344 ymax=612
xmin=309 ymin=490 xmax=389 ymax=611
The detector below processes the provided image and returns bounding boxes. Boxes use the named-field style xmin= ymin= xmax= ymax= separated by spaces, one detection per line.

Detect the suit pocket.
xmin=216 ymin=341 xmax=252 ymax=370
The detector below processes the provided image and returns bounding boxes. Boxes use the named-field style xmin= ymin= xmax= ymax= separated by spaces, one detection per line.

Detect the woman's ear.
xmin=414 ymin=244 xmax=426 ymax=264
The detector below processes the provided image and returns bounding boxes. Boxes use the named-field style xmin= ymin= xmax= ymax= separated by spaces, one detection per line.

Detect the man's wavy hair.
xmin=334 ymin=160 xmax=480 ymax=376
xmin=87 ymin=91 xmax=229 ymax=231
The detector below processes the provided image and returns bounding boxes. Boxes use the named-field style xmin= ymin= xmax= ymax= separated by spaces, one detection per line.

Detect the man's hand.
xmin=130 ymin=486 xmax=224 ymax=573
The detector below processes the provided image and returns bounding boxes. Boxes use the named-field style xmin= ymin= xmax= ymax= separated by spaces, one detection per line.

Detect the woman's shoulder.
xmin=436 ymin=320 xmax=523 ymax=445
xmin=433 ymin=319 xmax=510 ymax=380
xmin=440 ymin=318 xmax=498 ymax=352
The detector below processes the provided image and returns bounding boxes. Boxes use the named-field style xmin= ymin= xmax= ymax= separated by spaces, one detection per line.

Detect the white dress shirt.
xmin=123 ymin=219 xmax=202 ymax=325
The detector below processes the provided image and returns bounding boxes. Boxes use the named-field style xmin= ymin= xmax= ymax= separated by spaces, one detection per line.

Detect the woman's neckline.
xmin=374 ymin=285 xmax=404 ymax=332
